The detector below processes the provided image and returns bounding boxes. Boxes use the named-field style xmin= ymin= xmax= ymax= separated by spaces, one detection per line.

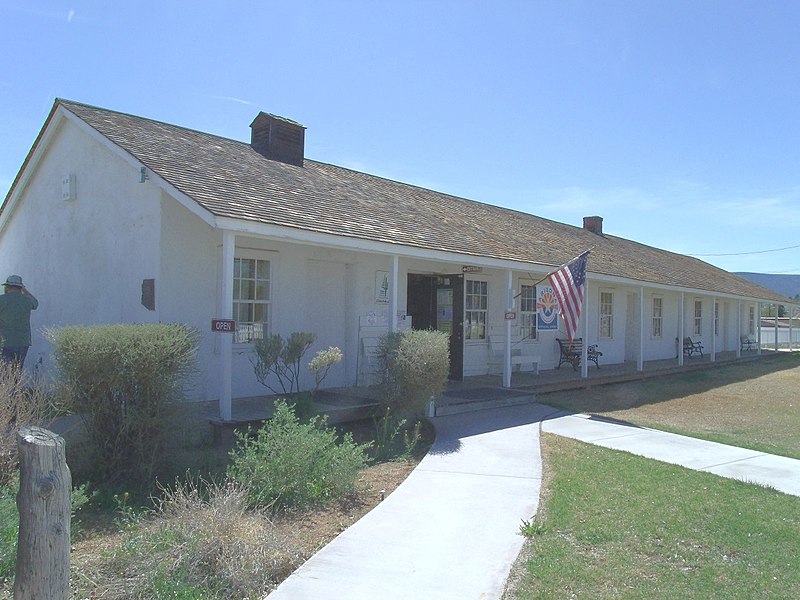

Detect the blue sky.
xmin=2 ymin=1 xmax=799 ymax=274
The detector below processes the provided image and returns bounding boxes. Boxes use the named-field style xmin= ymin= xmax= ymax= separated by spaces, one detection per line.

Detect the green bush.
xmin=377 ymin=329 xmax=450 ymax=417
xmin=227 ymin=400 xmax=371 ymax=511
xmin=46 ymin=323 xmax=198 ymax=491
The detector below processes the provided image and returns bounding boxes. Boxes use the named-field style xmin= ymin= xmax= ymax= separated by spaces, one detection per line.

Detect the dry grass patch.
xmin=64 ymin=459 xmax=417 ymax=599
xmin=539 ymin=353 xmax=800 ymax=459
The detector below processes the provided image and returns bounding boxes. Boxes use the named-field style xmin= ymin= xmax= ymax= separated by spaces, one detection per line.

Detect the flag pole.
xmin=514 ymin=248 xmax=594 ymax=299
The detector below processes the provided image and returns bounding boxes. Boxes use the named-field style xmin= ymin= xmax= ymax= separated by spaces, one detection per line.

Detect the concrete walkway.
xmin=542 ymin=410 xmax=800 ymax=497
xmin=266 ymin=403 xmax=552 ymax=600
xmin=266 ymin=402 xmax=800 ymax=599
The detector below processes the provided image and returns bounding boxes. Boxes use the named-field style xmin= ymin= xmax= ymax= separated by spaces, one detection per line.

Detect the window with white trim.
xmin=599 ymin=291 xmax=613 ymax=338
xmin=233 ymin=255 xmax=271 ymax=344
xmin=520 ymin=284 xmax=537 ymax=340
xmin=693 ymin=300 xmax=702 ymax=336
xmin=714 ymin=301 xmax=720 ymax=336
xmin=652 ymin=296 xmax=663 ymax=338
xmin=465 ymin=279 xmax=488 ymax=340
xmin=748 ymin=306 xmax=756 ymax=335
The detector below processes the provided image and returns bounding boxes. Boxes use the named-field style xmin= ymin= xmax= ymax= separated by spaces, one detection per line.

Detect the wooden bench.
xmin=488 ymin=335 xmax=540 ymax=375
xmin=683 ymin=337 xmax=704 ymax=357
xmin=555 ymin=338 xmax=602 ymax=371
xmin=740 ymin=335 xmax=758 ymax=351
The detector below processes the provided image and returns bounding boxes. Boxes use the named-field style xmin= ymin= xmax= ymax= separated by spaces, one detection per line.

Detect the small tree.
xmin=377 ymin=329 xmax=450 ymax=418
xmin=308 ymin=346 xmax=343 ymax=393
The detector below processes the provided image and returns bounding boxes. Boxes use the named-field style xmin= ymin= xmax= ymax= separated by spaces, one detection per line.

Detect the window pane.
xmin=257 ymin=259 xmax=270 ymax=280
xmin=253 ymin=303 xmax=267 ymax=323
xmin=240 ymin=280 xmax=254 ymax=300
xmin=240 ymin=259 xmax=254 ymax=279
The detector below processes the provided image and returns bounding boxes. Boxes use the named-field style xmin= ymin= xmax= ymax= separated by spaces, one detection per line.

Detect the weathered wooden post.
xmin=14 ymin=426 xmax=71 ymax=599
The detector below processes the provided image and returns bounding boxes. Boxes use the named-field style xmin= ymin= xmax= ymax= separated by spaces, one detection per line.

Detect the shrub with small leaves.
xmin=46 ymin=323 xmax=198 ymax=492
xmin=227 ymin=400 xmax=371 ymax=511
xmin=378 ymin=329 xmax=450 ymax=418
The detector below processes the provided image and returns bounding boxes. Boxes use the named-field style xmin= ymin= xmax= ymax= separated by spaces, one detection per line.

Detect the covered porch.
xmin=201 ymin=350 xmax=785 ymax=435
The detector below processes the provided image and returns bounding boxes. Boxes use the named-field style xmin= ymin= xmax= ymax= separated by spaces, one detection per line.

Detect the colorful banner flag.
xmin=536 ymin=285 xmax=559 ymax=330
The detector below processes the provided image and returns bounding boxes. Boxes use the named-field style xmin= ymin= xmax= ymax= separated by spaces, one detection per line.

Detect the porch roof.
xmin=24 ymin=100 xmax=796 ymax=303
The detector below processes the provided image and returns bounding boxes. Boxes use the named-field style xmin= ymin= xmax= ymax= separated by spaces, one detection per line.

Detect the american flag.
xmin=548 ymin=250 xmax=590 ymax=341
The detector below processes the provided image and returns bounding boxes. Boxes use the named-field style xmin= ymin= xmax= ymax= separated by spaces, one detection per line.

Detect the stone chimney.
xmin=583 ymin=216 xmax=603 ymax=236
xmin=250 ymin=112 xmax=306 ymax=167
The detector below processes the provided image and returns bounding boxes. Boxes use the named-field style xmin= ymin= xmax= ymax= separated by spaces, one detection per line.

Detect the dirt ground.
xmin=36 ymin=418 xmax=434 ymax=599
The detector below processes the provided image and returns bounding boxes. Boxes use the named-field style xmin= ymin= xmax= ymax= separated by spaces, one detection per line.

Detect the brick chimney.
xmin=583 ymin=216 xmax=603 ymax=236
xmin=250 ymin=112 xmax=306 ymax=167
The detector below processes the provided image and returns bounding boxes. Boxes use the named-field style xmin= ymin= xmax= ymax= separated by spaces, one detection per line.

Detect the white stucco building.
xmin=0 ymin=99 xmax=793 ymax=419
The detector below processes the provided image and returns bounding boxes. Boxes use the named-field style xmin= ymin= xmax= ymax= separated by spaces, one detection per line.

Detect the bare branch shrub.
xmin=0 ymin=362 xmax=50 ymax=487
xmin=251 ymin=332 xmax=316 ymax=395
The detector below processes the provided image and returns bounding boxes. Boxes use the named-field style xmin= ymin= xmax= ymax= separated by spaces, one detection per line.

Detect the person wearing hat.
xmin=0 ymin=275 xmax=39 ymax=367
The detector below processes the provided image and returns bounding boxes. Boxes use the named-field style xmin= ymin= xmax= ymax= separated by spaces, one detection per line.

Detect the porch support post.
xmin=581 ymin=284 xmax=589 ymax=379
xmin=678 ymin=292 xmax=685 ymax=366
xmin=711 ymin=296 xmax=717 ymax=363
xmin=736 ymin=301 xmax=741 ymax=358
xmin=637 ymin=286 xmax=645 ymax=372
xmin=388 ymin=255 xmax=399 ymax=332
xmin=757 ymin=302 xmax=763 ymax=355
xmin=503 ymin=270 xmax=513 ymax=388
xmin=790 ymin=307 xmax=794 ymax=352
xmin=219 ymin=230 xmax=235 ymax=421
xmin=775 ymin=304 xmax=780 ymax=352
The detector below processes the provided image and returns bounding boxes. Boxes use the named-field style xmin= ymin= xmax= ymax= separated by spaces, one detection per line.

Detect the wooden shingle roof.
xmin=35 ymin=100 xmax=794 ymax=303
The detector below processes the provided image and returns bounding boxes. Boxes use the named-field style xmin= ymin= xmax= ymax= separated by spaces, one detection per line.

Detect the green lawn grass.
xmin=508 ymin=355 xmax=800 ymax=598
xmin=508 ymin=434 xmax=800 ymax=599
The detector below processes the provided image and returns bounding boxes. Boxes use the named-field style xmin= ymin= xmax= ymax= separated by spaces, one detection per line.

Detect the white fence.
xmin=759 ymin=326 xmax=800 ymax=347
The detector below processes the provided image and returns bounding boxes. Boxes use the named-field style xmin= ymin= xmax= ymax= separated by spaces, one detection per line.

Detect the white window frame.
xmin=233 ymin=249 xmax=272 ymax=344
xmin=652 ymin=296 xmax=663 ymax=339
xmin=465 ymin=279 xmax=488 ymax=340
xmin=714 ymin=301 xmax=720 ymax=336
xmin=694 ymin=299 xmax=703 ymax=336
xmin=519 ymin=283 xmax=537 ymax=340
xmin=599 ymin=290 xmax=613 ymax=339
xmin=748 ymin=306 xmax=756 ymax=336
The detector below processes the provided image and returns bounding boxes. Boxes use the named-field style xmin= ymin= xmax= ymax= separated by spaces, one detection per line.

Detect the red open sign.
xmin=211 ymin=319 xmax=237 ymax=333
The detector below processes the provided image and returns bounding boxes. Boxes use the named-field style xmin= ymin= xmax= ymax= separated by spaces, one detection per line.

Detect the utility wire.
xmin=689 ymin=243 xmax=800 ymax=257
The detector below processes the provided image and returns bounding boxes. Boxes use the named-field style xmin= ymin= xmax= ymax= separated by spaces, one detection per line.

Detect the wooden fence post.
xmin=14 ymin=426 xmax=71 ymax=599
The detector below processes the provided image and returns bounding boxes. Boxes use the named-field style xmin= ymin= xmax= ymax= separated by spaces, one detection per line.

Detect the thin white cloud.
xmin=535 ymin=185 xmax=665 ymax=215
xmin=203 ymin=94 xmax=255 ymax=106
xmin=67 ymin=9 xmax=75 ymax=23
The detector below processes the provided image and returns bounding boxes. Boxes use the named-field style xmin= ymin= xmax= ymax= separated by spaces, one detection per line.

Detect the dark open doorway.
xmin=406 ymin=273 xmax=464 ymax=380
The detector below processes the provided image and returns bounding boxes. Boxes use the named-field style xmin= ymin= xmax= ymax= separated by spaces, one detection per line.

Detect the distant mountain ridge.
xmin=735 ymin=272 xmax=800 ymax=300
